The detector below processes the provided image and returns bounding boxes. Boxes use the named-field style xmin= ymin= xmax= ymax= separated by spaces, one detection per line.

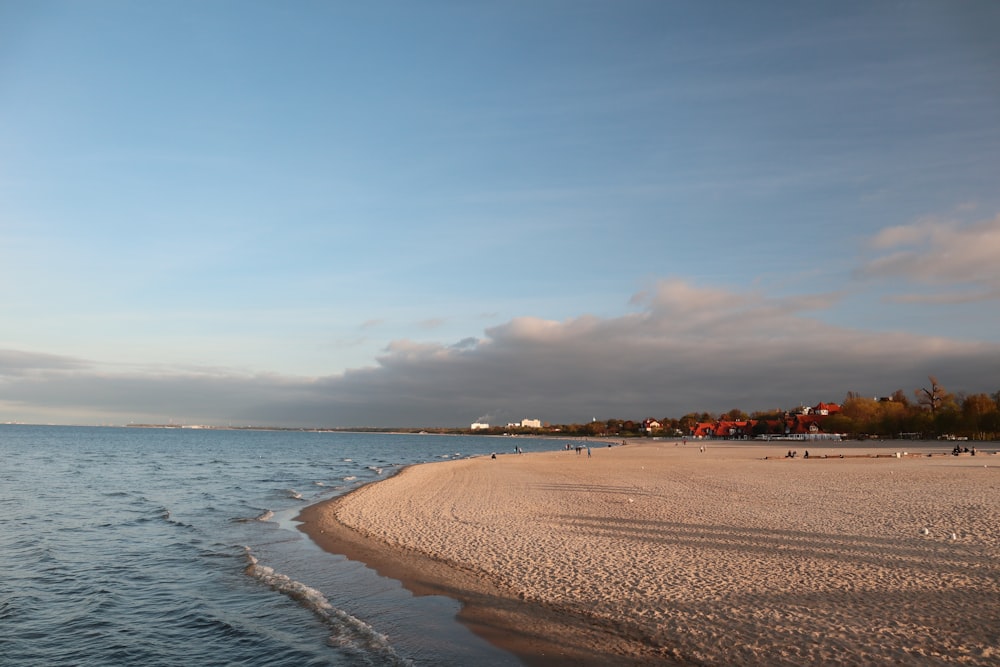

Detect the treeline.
xmin=821 ymin=383 xmax=1000 ymax=440
xmin=476 ymin=378 xmax=1000 ymax=441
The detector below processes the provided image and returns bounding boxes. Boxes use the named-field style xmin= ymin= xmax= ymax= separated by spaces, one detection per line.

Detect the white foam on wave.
xmin=232 ymin=509 xmax=275 ymax=523
xmin=286 ymin=489 xmax=303 ymax=500
xmin=343 ymin=476 xmax=357 ymax=481
xmin=158 ymin=506 xmax=195 ymax=529
xmin=243 ymin=548 xmax=410 ymax=665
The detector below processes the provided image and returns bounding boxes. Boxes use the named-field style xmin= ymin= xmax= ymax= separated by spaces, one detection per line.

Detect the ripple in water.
xmin=1 ymin=425 xmax=559 ymax=666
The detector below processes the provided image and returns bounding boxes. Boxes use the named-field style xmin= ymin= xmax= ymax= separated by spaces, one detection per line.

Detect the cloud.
xmin=859 ymin=213 xmax=1000 ymax=303
xmin=3 ymin=279 xmax=999 ymax=427
xmin=0 ymin=349 xmax=90 ymax=376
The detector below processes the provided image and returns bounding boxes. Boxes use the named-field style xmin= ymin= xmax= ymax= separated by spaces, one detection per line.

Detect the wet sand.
xmin=299 ymin=441 xmax=1000 ymax=665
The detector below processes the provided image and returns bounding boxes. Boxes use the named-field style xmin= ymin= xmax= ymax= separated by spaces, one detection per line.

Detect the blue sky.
xmin=2 ymin=1 xmax=999 ymax=426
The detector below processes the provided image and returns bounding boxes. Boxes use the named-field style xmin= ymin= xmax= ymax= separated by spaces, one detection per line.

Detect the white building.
xmin=520 ymin=418 xmax=542 ymax=428
xmin=471 ymin=422 xmax=490 ymax=430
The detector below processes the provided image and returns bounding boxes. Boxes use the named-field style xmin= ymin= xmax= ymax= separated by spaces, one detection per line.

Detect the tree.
xmin=587 ymin=421 xmax=606 ymax=437
xmin=876 ymin=400 xmax=908 ymax=435
xmin=751 ymin=418 xmax=776 ymax=436
xmin=962 ymin=393 xmax=999 ymax=435
xmin=889 ymin=389 xmax=910 ymax=407
xmin=822 ymin=413 xmax=856 ymax=436
xmin=841 ymin=395 xmax=880 ymax=427
xmin=679 ymin=413 xmax=702 ymax=433
xmin=915 ymin=376 xmax=950 ymax=414
xmin=962 ymin=393 xmax=994 ymax=419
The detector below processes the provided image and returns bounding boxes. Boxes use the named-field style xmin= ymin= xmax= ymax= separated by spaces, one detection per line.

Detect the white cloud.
xmin=860 ymin=213 xmax=1000 ymax=302
xmin=3 ymin=280 xmax=999 ymax=427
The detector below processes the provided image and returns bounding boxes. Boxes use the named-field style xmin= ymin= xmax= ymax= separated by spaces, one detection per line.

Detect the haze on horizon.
xmin=2 ymin=2 xmax=999 ymax=428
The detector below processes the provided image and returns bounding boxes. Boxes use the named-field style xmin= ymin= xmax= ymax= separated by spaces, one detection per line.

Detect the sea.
xmin=0 ymin=424 xmax=567 ymax=666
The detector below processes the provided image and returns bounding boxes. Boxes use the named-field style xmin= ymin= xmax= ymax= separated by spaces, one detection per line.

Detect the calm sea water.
xmin=0 ymin=425 xmax=564 ymax=666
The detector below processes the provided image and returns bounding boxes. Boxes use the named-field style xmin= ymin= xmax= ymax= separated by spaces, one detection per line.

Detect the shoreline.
xmin=298 ymin=441 xmax=1000 ymax=665
xmin=298 ymin=463 xmax=643 ymax=666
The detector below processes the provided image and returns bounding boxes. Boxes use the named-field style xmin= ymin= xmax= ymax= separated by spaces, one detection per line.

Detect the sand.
xmin=299 ymin=441 xmax=1000 ymax=665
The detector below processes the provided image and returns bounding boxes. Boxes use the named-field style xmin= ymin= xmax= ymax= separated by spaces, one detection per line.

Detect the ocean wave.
xmin=231 ymin=507 xmax=277 ymax=524
xmin=243 ymin=548 xmax=411 ymax=666
xmin=162 ymin=509 xmax=196 ymax=530
xmin=128 ymin=505 xmax=194 ymax=529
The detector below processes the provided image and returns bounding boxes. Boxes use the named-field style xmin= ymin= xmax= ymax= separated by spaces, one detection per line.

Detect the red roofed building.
xmin=692 ymin=420 xmax=754 ymax=439
xmin=790 ymin=415 xmax=824 ymax=435
xmin=689 ymin=402 xmax=842 ymax=439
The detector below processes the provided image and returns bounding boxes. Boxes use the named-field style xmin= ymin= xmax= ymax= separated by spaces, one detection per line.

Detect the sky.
xmin=2 ymin=1 xmax=999 ymax=427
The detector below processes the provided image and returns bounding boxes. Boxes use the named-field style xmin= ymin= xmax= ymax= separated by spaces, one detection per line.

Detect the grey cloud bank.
xmin=3 ymin=280 xmax=998 ymax=427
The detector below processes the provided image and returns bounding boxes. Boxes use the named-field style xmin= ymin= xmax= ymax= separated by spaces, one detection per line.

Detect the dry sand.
xmin=299 ymin=441 xmax=1000 ymax=665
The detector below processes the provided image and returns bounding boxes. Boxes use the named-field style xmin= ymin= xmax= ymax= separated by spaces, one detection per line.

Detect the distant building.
xmin=690 ymin=400 xmax=842 ymax=440
xmin=520 ymin=418 xmax=542 ymax=428
xmin=471 ymin=422 xmax=490 ymax=430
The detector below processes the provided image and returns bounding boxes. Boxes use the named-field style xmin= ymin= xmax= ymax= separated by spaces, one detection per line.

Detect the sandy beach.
xmin=299 ymin=441 xmax=1000 ymax=665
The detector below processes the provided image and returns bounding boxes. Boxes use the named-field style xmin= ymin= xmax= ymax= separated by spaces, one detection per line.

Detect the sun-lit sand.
xmin=299 ymin=441 xmax=1000 ymax=665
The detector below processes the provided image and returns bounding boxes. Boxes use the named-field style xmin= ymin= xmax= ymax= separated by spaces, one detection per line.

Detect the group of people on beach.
xmin=563 ymin=442 xmax=593 ymax=457
xmin=785 ymin=450 xmax=810 ymax=458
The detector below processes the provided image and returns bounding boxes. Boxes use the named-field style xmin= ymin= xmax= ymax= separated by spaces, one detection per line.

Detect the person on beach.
xmin=587 ymin=446 xmax=591 ymax=458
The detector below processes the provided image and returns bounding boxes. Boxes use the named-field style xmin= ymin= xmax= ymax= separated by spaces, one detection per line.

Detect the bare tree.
xmin=915 ymin=376 xmax=947 ymax=414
